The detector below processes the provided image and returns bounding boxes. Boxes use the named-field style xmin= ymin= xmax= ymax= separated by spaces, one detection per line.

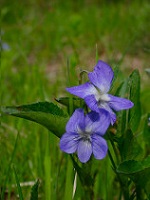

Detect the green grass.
xmin=1 ymin=0 xmax=150 ymax=199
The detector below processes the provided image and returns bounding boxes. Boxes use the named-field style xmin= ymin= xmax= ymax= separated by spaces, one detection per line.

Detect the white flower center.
xmin=94 ymin=88 xmax=110 ymax=105
xmin=77 ymin=126 xmax=92 ymax=142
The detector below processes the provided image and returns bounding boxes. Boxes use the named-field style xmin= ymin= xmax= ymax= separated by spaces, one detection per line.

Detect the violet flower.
xmin=66 ymin=60 xmax=134 ymax=125
xmin=60 ymin=108 xmax=110 ymax=163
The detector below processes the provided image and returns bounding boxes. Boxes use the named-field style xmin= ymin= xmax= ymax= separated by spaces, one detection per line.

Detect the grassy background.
xmin=1 ymin=0 xmax=150 ymax=199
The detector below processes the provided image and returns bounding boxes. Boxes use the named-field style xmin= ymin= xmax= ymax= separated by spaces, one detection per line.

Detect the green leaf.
xmin=128 ymin=70 xmax=141 ymax=132
xmin=115 ymin=79 xmax=129 ymax=135
xmin=143 ymin=113 xmax=150 ymax=143
xmin=30 ymin=180 xmax=39 ymax=200
xmin=117 ymin=156 xmax=150 ymax=196
xmin=1 ymin=102 xmax=69 ymax=138
xmin=118 ymin=129 xmax=143 ymax=161
xmin=115 ymin=69 xmax=141 ymax=133
xmin=142 ymin=114 xmax=150 ymax=159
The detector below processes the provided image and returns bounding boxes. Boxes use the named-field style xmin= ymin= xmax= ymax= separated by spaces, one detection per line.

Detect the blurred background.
xmin=1 ymin=0 xmax=150 ymax=199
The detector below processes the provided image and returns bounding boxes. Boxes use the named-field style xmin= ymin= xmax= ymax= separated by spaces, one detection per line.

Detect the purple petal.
xmin=85 ymin=110 xmax=110 ymax=135
xmin=109 ymin=112 xmax=117 ymax=125
xmin=66 ymin=82 xmax=97 ymax=99
xmin=92 ymin=134 xmax=108 ymax=160
xmin=84 ymin=95 xmax=99 ymax=112
xmin=97 ymin=102 xmax=117 ymax=125
xmin=66 ymin=108 xmax=85 ymax=133
xmin=77 ymin=140 xmax=92 ymax=163
xmin=108 ymin=94 xmax=134 ymax=111
xmin=60 ymin=132 xmax=79 ymax=153
xmin=88 ymin=60 xmax=114 ymax=93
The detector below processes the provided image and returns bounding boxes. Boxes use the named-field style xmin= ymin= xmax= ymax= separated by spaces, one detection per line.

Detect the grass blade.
xmin=64 ymin=157 xmax=73 ymax=200
xmin=30 ymin=180 xmax=39 ymax=200
xmin=13 ymin=165 xmax=24 ymax=200
xmin=1 ymin=132 xmax=19 ymax=200
xmin=44 ymin=132 xmax=51 ymax=200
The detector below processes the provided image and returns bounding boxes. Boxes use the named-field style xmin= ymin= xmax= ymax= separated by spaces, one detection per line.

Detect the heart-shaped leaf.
xmin=118 ymin=129 xmax=143 ymax=161
xmin=1 ymin=102 xmax=69 ymax=138
xmin=117 ymin=156 xmax=150 ymax=196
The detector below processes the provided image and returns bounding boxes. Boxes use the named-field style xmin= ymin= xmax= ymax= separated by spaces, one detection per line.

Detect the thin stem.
xmin=66 ymin=57 xmax=70 ymax=86
xmin=108 ymin=132 xmax=120 ymax=164
xmin=66 ymin=57 xmax=74 ymax=115
xmin=79 ymin=70 xmax=89 ymax=85
xmin=110 ymin=139 xmax=120 ymax=164
xmin=107 ymin=149 xmax=122 ymax=184
xmin=95 ymin=43 xmax=98 ymax=63
xmin=108 ymin=149 xmax=129 ymax=200
xmin=107 ymin=149 xmax=116 ymax=171
xmin=119 ymin=191 xmax=123 ymax=200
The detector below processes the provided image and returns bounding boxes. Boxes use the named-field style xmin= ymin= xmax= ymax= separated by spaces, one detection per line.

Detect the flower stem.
xmin=108 ymin=132 xmax=120 ymax=164
xmin=108 ymin=149 xmax=129 ymax=199
xmin=108 ymin=149 xmax=116 ymax=171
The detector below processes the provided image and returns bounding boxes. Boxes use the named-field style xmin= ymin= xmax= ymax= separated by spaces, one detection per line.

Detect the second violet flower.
xmin=60 ymin=108 xmax=110 ymax=163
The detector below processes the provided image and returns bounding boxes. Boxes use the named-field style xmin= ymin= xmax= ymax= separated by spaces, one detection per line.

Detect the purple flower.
xmin=60 ymin=108 xmax=110 ymax=163
xmin=66 ymin=60 xmax=134 ymax=125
